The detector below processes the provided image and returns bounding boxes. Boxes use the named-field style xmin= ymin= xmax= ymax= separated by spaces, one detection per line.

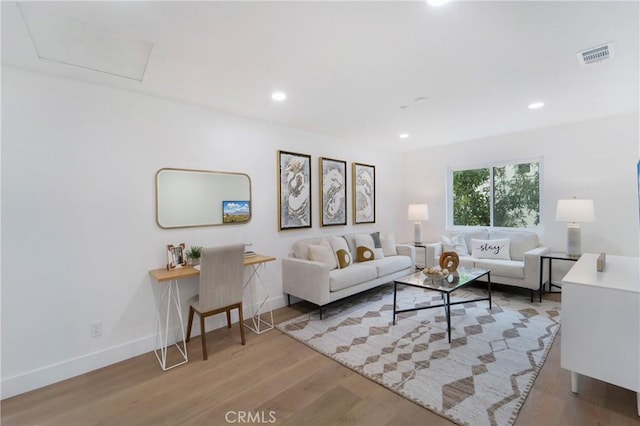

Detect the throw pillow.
xmin=370 ymin=231 xmax=385 ymax=259
xmin=335 ymin=249 xmax=352 ymax=269
xmin=380 ymin=232 xmax=398 ymax=256
xmin=308 ymin=242 xmax=337 ymax=270
xmin=357 ymin=246 xmax=375 ymax=262
xmin=470 ymin=239 xmax=511 ymax=260
xmin=355 ymin=234 xmax=382 ymax=260
xmin=330 ymin=236 xmax=352 ymax=269
xmin=441 ymin=234 xmax=469 ymax=256
xmin=370 ymin=232 xmax=382 ymax=248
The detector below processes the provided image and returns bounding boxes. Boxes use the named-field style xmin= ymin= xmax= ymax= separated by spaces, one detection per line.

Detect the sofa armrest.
xmin=424 ymin=242 xmax=442 ymax=268
xmin=523 ymin=246 xmax=550 ymax=290
xmin=395 ymin=244 xmax=416 ymax=270
xmin=282 ymin=258 xmax=331 ymax=306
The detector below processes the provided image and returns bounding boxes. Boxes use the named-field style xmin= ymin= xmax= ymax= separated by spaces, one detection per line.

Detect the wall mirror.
xmin=156 ymin=168 xmax=252 ymax=229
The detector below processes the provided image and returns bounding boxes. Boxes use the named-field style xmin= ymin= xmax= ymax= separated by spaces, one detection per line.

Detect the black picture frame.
xmin=278 ymin=150 xmax=312 ymax=230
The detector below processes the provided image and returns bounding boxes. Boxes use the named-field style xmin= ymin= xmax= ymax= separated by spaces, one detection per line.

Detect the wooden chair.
xmin=186 ymin=243 xmax=246 ymax=360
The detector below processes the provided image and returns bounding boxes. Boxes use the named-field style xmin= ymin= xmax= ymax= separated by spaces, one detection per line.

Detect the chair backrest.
xmin=198 ymin=243 xmax=245 ymax=312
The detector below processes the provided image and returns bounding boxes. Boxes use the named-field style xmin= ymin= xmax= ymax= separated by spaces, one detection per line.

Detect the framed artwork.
xmin=320 ymin=157 xmax=347 ymax=226
xmin=278 ymin=150 xmax=312 ymax=230
xmin=352 ymin=162 xmax=375 ymax=224
xmin=222 ymin=200 xmax=250 ymax=223
xmin=166 ymin=243 xmax=187 ymax=270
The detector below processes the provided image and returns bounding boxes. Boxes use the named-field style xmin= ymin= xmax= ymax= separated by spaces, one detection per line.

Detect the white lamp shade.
xmin=408 ymin=204 xmax=429 ymax=221
xmin=555 ymin=199 xmax=595 ymax=223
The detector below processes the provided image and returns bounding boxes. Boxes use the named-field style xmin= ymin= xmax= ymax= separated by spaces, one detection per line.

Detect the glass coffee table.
xmin=393 ymin=267 xmax=491 ymax=343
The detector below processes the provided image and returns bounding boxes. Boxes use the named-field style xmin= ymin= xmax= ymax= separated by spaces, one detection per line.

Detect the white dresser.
xmin=561 ymin=253 xmax=639 ymax=415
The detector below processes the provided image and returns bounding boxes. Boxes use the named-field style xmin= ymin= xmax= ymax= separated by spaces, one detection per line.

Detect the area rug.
xmin=276 ymin=284 xmax=561 ymax=426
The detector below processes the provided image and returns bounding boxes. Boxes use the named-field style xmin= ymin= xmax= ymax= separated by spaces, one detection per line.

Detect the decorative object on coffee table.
xmin=439 ymin=251 xmax=460 ymax=272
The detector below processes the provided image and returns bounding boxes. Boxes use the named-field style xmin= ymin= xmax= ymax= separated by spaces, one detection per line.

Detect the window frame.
xmin=446 ymin=157 xmax=544 ymax=232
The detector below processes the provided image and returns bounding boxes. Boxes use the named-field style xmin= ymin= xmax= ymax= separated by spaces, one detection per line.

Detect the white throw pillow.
xmin=470 ymin=239 xmax=511 ymax=260
xmin=441 ymin=234 xmax=469 ymax=256
xmin=308 ymin=242 xmax=337 ymax=270
xmin=380 ymin=232 xmax=398 ymax=256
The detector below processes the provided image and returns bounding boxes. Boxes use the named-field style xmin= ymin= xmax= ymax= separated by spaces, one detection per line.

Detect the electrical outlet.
xmin=90 ymin=321 xmax=102 ymax=338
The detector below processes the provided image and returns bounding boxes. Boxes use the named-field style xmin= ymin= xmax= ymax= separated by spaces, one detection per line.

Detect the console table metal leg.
xmin=154 ymin=279 xmax=188 ymax=371
xmin=243 ymin=262 xmax=274 ymax=334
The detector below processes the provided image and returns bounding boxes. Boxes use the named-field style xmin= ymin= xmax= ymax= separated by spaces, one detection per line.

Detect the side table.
xmin=404 ymin=242 xmax=428 ymax=269
xmin=538 ymin=251 xmax=579 ymax=302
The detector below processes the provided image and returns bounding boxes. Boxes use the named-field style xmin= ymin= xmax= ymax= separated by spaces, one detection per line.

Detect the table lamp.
xmin=408 ymin=204 xmax=429 ymax=245
xmin=555 ymin=198 xmax=595 ymax=257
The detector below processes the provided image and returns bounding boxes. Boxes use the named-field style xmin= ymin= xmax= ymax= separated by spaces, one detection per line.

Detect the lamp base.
xmin=414 ymin=222 xmax=423 ymax=245
xmin=566 ymin=223 xmax=582 ymax=257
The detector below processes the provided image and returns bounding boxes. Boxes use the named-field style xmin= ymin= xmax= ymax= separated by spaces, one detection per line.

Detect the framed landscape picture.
xmin=222 ymin=200 xmax=250 ymax=223
xmin=353 ymin=162 xmax=375 ymax=224
xmin=320 ymin=157 xmax=347 ymax=226
xmin=278 ymin=150 xmax=312 ymax=230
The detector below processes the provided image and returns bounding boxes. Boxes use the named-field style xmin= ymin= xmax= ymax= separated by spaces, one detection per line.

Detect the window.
xmin=449 ymin=159 xmax=541 ymax=229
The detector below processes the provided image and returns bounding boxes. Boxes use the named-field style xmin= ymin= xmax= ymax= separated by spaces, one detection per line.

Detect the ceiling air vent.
xmin=577 ymin=42 xmax=615 ymax=66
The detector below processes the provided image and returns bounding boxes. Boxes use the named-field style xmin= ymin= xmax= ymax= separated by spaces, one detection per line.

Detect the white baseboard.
xmin=1 ymin=295 xmax=287 ymax=399
xmin=1 ymin=334 xmax=155 ymax=400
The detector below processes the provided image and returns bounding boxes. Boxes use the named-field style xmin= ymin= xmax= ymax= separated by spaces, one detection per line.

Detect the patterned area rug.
xmin=277 ymin=283 xmax=561 ymax=426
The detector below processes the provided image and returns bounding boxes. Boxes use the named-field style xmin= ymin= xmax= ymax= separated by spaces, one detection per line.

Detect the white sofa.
xmin=425 ymin=229 xmax=549 ymax=301
xmin=282 ymin=232 xmax=415 ymax=317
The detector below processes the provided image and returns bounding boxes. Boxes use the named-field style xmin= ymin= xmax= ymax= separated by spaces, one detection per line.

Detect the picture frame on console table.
xmin=320 ymin=157 xmax=347 ymax=226
xmin=278 ymin=150 xmax=312 ymax=230
xmin=167 ymin=243 xmax=187 ymax=270
xmin=353 ymin=162 xmax=375 ymax=224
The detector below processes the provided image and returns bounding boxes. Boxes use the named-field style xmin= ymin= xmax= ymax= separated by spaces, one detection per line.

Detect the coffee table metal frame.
xmin=392 ymin=267 xmax=492 ymax=343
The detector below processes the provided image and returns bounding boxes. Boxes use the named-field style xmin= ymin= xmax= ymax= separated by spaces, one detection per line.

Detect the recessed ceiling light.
xmin=400 ymin=105 xmax=409 ymax=110
xmin=427 ymin=0 xmax=450 ymax=6
xmin=399 ymin=133 xmax=410 ymax=139
xmin=414 ymin=96 xmax=428 ymax=103
xmin=271 ymin=91 xmax=287 ymax=101
xmin=528 ymin=102 xmax=544 ymax=110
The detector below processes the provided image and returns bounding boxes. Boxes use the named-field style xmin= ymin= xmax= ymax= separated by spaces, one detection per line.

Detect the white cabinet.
xmin=561 ymin=253 xmax=639 ymax=415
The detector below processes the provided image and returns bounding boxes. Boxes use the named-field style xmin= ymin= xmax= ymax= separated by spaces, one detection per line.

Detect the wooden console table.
xmin=561 ymin=253 xmax=639 ymax=415
xmin=149 ymin=254 xmax=276 ymax=370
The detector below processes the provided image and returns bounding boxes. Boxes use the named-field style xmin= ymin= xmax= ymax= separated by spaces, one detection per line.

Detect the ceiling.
xmin=2 ymin=1 xmax=638 ymax=152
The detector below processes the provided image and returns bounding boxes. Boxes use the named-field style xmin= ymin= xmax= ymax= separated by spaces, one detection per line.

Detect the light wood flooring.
xmin=2 ymin=288 xmax=639 ymax=426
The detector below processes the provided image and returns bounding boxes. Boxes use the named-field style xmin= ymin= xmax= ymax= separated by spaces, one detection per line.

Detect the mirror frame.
xmin=155 ymin=167 xmax=252 ymax=229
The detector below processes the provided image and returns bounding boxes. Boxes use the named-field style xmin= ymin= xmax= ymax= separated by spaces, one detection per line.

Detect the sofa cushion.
xmin=380 ymin=232 xmax=398 ymax=256
xmin=330 ymin=236 xmax=352 ymax=269
xmin=370 ymin=256 xmax=412 ymax=277
xmin=459 ymin=256 xmax=476 ymax=268
xmin=441 ymin=234 xmax=468 ymax=256
xmin=329 ymin=264 xmax=377 ymax=292
xmin=291 ymin=237 xmax=324 ymax=260
xmin=490 ymin=230 xmax=539 ymax=261
xmin=448 ymin=230 xmax=490 ymax=255
xmin=357 ymin=246 xmax=376 ymax=262
xmin=355 ymin=233 xmax=382 ymax=261
xmin=308 ymin=241 xmax=337 ymax=270
xmin=470 ymin=238 xmax=511 ymax=260
xmin=474 ymin=259 xmax=525 ymax=279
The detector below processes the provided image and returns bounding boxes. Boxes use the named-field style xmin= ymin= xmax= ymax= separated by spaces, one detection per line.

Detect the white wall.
xmin=1 ymin=67 xmax=403 ymax=398
xmin=3 ymin=66 xmax=638 ymax=399
xmin=398 ymin=113 xmax=640 ymax=258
